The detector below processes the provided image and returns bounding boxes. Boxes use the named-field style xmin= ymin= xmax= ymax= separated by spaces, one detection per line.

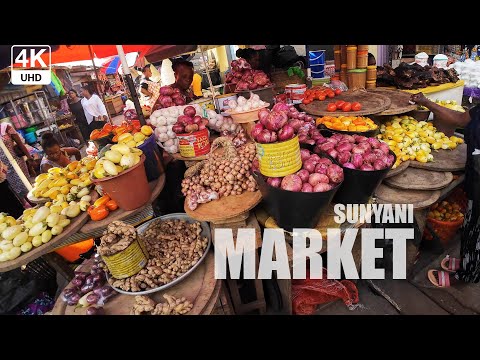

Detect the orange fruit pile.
xmin=316 ymin=116 xmax=378 ymax=132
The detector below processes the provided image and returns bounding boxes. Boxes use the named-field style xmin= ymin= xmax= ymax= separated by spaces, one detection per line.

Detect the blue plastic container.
xmin=24 ymin=131 xmax=37 ymax=144
xmin=309 ymin=50 xmax=325 ymax=66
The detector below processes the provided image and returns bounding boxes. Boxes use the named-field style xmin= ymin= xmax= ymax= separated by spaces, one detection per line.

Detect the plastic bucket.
xmin=91 ymin=155 xmax=151 ymax=211
xmin=309 ymin=50 xmax=325 ymax=66
xmin=332 ymin=151 xmax=396 ymax=205
xmin=137 ymin=134 xmax=164 ymax=181
xmin=177 ymin=128 xmax=210 ymax=158
xmin=24 ymin=131 xmax=37 ymax=144
xmin=256 ymin=136 xmax=302 ymax=177
xmin=101 ymin=238 xmax=148 ymax=279
xmin=253 ymin=169 xmax=342 ymax=231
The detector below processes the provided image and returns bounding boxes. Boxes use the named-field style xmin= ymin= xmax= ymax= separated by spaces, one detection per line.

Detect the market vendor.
xmin=171 ymin=59 xmax=198 ymax=104
xmin=40 ymin=132 xmax=81 ymax=173
xmin=140 ymin=64 xmax=154 ymax=98
xmin=410 ymin=92 xmax=480 ymax=287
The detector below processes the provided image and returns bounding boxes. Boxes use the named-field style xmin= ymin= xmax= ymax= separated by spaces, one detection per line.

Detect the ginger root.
xmin=131 ymin=294 xmax=193 ymax=315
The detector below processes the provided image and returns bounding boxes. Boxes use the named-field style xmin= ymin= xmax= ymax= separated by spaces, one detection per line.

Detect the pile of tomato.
xmin=302 ymin=88 xmax=342 ymax=105
xmin=90 ymin=120 xmax=142 ymax=143
xmin=327 ymin=101 xmax=362 ymax=113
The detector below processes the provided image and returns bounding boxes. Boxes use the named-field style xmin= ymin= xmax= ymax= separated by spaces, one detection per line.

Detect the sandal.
xmin=440 ymin=255 xmax=460 ymax=273
xmin=427 ymin=269 xmax=454 ymax=288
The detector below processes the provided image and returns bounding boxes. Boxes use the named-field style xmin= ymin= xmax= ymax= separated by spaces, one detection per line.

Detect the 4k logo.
xmin=11 ymin=45 xmax=51 ymax=85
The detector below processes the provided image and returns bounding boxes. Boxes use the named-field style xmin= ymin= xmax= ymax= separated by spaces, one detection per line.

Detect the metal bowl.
xmin=108 ymin=213 xmax=211 ymax=296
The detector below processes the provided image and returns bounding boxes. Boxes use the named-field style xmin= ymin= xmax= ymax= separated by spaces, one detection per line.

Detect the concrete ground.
xmin=314 ymin=236 xmax=480 ymax=315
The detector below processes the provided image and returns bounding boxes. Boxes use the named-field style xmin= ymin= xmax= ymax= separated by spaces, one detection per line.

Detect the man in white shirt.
xmin=81 ymin=86 xmax=109 ymax=130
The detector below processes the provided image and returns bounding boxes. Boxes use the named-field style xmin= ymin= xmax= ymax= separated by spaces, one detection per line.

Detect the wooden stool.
xmin=210 ymin=212 xmax=266 ymax=315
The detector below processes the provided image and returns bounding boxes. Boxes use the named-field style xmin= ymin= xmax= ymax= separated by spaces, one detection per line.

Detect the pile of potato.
xmin=428 ymin=200 xmax=464 ymax=222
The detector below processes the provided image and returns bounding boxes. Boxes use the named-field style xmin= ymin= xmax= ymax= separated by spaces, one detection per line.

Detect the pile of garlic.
xmin=227 ymin=93 xmax=268 ymax=113
xmin=449 ymin=59 xmax=480 ymax=88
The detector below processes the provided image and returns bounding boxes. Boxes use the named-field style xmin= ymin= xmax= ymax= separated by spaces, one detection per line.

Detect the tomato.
xmin=302 ymin=98 xmax=312 ymax=105
xmin=318 ymin=95 xmax=326 ymax=101
xmin=326 ymin=91 xmax=335 ymax=98
xmin=342 ymin=102 xmax=352 ymax=112
xmin=335 ymin=100 xmax=345 ymax=109
xmin=327 ymin=103 xmax=337 ymax=112
xmin=105 ymin=200 xmax=118 ymax=211
xmin=334 ymin=89 xmax=343 ymax=96
xmin=352 ymin=102 xmax=362 ymax=111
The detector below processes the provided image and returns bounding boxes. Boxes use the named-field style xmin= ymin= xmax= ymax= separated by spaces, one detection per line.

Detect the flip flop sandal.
xmin=427 ymin=269 xmax=453 ymax=288
xmin=440 ymin=255 xmax=460 ymax=273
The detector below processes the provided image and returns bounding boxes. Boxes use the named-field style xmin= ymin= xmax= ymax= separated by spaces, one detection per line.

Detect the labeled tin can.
xmin=285 ymin=84 xmax=307 ymax=104
xmin=177 ymin=128 xmax=211 ymax=158
xmin=102 ymin=239 xmax=148 ymax=279
xmin=256 ymin=136 xmax=302 ymax=177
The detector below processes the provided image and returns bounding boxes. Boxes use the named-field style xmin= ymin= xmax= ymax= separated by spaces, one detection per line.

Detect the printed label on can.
xmin=178 ymin=128 xmax=211 ymax=158
xmin=102 ymin=239 xmax=148 ymax=279
xmin=256 ymin=136 xmax=302 ymax=177
xmin=285 ymin=84 xmax=307 ymax=104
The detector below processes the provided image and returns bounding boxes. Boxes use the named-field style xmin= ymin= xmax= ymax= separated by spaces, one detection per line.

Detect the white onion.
xmin=244 ymin=102 xmax=252 ymax=110
xmin=166 ymin=116 xmax=177 ymax=125
xmin=151 ymin=110 xmax=163 ymax=118
xmin=237 ymin=97 xmax=247 ymax=106
xmin=167 ymin=130 xmax=176 ymax=139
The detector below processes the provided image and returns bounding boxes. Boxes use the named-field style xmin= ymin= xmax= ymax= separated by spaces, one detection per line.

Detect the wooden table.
xmin=0 ymin=174 xmax=166 ymax=274
xmin=51 ymin=250 xmax=219 ymax=315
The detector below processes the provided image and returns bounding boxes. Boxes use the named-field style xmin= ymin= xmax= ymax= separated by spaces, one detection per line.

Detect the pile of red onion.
xmin=265 ymin=150 xmax=344 ymax=193
xmin=172 ymin=106 xmax=209 ymax=134
xmin=225 ymin=58 xmax=272 ymax=91
xmin=314 ymin=133 xmax=395 ymax=171
xmin=282 ymin=103 xmax=322 ymax=146
xmin=251 ymin=106 xmax=293 ymax=143
xmin=154 ymin=86 xmax=186 ymax=109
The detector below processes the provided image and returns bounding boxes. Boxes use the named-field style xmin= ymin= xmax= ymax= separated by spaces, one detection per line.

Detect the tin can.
xmin=101 ymin=239 xmax=148 ymax=279
xmin=177 ymin=128 xmax=211 ymax=158
xmin=256 ymin=136 xmax=302 ymax=177
xmin=284 ymin=84 xmax=307 ymax=104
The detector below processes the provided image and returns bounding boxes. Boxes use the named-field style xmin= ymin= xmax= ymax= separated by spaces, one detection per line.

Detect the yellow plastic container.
xmin=256 ymin=136 xmax=302 ymax=177
xmin=346 ymin=46 xmax=357 ymax=70
xmin=366 ymin=80 xmax=377 ymax=89
xmin=367 ymin=65 xmax=377 ymax=81
xmin=101 ymin=238 xmax=148 ymax=279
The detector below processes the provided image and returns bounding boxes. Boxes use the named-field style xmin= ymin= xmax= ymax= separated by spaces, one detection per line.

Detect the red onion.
xmin=326 ymin=149 xmax=338 ymax=159
xmin=303 ymin=159 xmax=317 ymax=173
xmin=158 ymin=95 xmax=173 ymax=108
xmin=177 ymin=115 xmax=192 ymax=125
xmin=336 ymin=141 xmax=353 ymax=153
xmin=357 ymin=142 xmax=371 ymax=151
xmin=81 ymin=283 xmax=94 ymax=294
xmin=373 ymin=149 xmax=385 ymax=159
xmin=367 ymin=138 xmax=381 ymax=149
xmin=160 ymin=86 xmax=174 ymax=96
xmin=315 ymin=163 xmax=328 ymax=175
xmin=251 ymin=123 xmax=264 ymax=139
xmin=254 ymin=73 xmax=269 ymax=86
xmin=313 ymin=183 xmax=332 ymax=192
xmin=306 ymin=116 xmax=314 ymax=122
xmin=360 ymin=163 xmax=374 ymax=171
xmin=192 ymin=115 xmax=202 ymax=123
xmin=364 ymin=153 xmax=378 ymax=164
xmin=236 ymin=81 xmax=249 ymax=91
xmin=296 ymin=169 xmax=310 ymax=183
xmin=289 ymin=119 xmax=304 ymax=131
xmin=71 ymin=278 xmax=84 ymax=287
xmin=308 ymin=173 xmax=323 ymax=187
xmin=248 ymin=82 xmax=258 ymax=90
xmin=319 ymin=142 xmax=335 ymax=152
xmin=373 ymin=159 xmax=387 ymax=170
xmin=278 ymin=125 xmax=295 ymax=141
xmin=315 ymin=136 xmax=328 ymax=145
xmin=343 ymin=162 xmax=356 ymax=169
xmin=256 ymin=129 xmax=274 ymax=144
xmin=86 ymin=293 xmax=100 ymax=305
xmin=301 ymin=183 xmax=313 ymax=192
xmin=252 ymin=158 xmax=259 ymax=172
xmin=317 ymin=158 xmax=332 ymax=166
xmin=174 ymin=97 xmax=186 ymax=105
xmin=385 ymin=154 xmax=395 ymax=167
xmin=297 ymin=113 xmax=306 ymax=120
xmin=337 ymin=151 xmax=351 ymax=165
xmin=85 ymin=275 xmax=95 ymax=285
xmin=198 ymin=123 xmax=207 ymax=130
xmin=352 ymin=154 xmax=363 ymax=169
xmin=171 ymin=92 xmax=182 ymax=100
xmin=352 ymin=146 xmax=366 ymax=155
xmin=67 ymin=293 xmax=81 ymax=306
xmin=258 ymin=109 xmax=270 ymax=123
xmin=326 ymin=137 xmax=339 ymax=145
xmin=344 ymin=134 xmax=356 ymax=143
xmin=353 ymin=135 xmax=368 ymax=143
xmin=172 ymin=124 xmax=185 ymax=134
xmin=280 ymin=174 xmax=303 ymax=192
xmin=331 ymin=133 xmax=344 ymax=141
xmin=272 ymin=103 xmax=290 ymax=112
xmin=327 ymin=164 xmax=344 ymax=184
xmin=267 ymin=177 xmax=282 ymax=188
xmin=300 ymin=149 xmax=311 ymax=162
xmin=308 ymin=154 xmax=321 ymax=164
xmin=86 ymin=307 xmax=105 ymax=315
xmin=379 ymin=143 xmax=390 ymax=155
xmin=271 ymin=131 xmax=278 ymax=143
xmin=265 ymin=111 xmax=288 ymax=131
